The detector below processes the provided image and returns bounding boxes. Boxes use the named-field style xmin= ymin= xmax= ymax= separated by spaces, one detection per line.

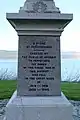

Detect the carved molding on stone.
xmin=20 ymin=0 xmax=60 ymax=13
xmin=32 ymin=1 xmax=47 ymax=13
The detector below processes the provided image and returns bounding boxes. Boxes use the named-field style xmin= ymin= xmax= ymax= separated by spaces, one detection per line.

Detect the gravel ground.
xmin=0 ymin=100 xmax=80 ymax=120
xmin=0 ymin=100 xmax=8 ymax=120
xmin=70 ymin=100 xmax=80 ymax=120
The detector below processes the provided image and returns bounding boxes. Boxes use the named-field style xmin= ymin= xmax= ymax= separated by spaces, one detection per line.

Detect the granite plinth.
xmin=4 ymin=91 xmax=73 ymax=120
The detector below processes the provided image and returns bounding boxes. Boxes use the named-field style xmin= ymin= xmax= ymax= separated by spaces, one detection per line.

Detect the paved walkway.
xmin=0 ymin=100 xmax=80 ymax=120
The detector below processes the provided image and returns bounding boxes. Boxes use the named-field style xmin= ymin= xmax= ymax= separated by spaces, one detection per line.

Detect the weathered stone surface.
xmin=1 ymin=99 xmax=80 ymax=120
xmin=4 ymin=92 xmax=73 ymax=120
xmin=20 ymin=0 xmax=60 ymax=13
xmin=17 ymin=36 xmax=61 ymax=96
xmin=5 ymin=0 xmax=73 ymax=119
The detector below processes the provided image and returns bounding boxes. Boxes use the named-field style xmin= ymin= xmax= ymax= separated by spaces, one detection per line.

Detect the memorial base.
xmin=4 ymin=91 xmax=73 ymax=120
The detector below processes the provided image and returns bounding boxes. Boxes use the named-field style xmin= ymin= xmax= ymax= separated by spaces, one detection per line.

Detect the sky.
xmin=0 ymin=0 xmax=80 ymax=52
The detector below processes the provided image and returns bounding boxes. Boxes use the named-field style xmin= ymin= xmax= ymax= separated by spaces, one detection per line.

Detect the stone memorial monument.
xmin=4 ymin=0 xmax=73 ymax=120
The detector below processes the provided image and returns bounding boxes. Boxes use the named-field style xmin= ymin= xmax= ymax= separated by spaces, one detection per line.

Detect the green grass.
xmin=0 ymin=80 xmax=17 ymax=99
xmin=61 ymin=82 xmax=80 ymax=101
xmin=0 ymin=80 xmax=80 ymax=100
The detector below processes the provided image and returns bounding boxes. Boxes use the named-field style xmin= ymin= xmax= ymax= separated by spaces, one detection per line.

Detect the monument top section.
xmin=6 ymin=0 xmax=73 ymax=36
xmin=19 ymin=0 xmax=60 ymax=13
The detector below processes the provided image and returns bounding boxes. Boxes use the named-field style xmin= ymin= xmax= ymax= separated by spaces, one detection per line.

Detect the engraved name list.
xmin=18 ymin=36 xmax=60 ymax=96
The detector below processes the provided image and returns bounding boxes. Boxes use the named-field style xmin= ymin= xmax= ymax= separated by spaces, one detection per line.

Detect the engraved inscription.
xmin=23 ymin=40 xmax=56 ymax=92
xmin=18 ymin=36 xmax=61 ymax=96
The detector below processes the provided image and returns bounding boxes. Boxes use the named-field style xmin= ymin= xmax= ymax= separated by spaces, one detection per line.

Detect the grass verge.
xmin=0 ymin=80 xmax=17 ymax=99
xmin=0 ymin=80 xmax=80 ymax=100
xmin=61 ymin=82 xmax=80 ymax=101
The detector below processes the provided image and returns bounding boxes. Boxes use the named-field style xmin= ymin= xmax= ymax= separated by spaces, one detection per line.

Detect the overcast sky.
xmin=0 ymin=0 xmax=80 ymax=52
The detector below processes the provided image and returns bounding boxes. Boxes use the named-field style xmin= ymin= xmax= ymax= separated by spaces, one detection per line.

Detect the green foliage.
xmin=0 ymin=80 xmax=80 ymax=100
